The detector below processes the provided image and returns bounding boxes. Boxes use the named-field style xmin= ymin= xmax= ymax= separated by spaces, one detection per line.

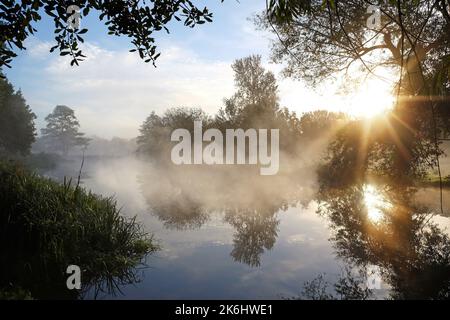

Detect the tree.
xmin=230 ymin=54 xmax=278 ymax=108
xmin=137 ymin=56 xmax=347 ymax=163
xmin=258 ymin=0 xmax=450 ymax=181
xmin=137 ymin=107 xmax=210 ymax=159
xmin=0 ymin=0 xmax=223 ymax=69
xmin=225 ymin=207 xmax=279 ymax=267
xmin=216 ymin=55 xmax=280 ymax=127
xmin=215 ymin=55 xmax=307 ymax=156
xmin=261 ymin=0 xmax=450 ymax=91
xmin=298 ymin=110 xmax=347 ymax=141
xmin=0 ymin=73 xmax=36 ymax=156
xmin=41 ymin=105 xmax=90 ymax=156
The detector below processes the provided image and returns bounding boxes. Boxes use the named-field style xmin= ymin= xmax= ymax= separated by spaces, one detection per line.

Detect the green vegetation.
xmin=0 ymin=74 xmax=36 ymax=156
xmin=137 ymin=55 xmax=347 ymax=162
xmin=0 ymin=161 xmax=157 ymax=299
xmin=1 ymin=1 xmax=222 ymax=68
xmin=1 ymin=73 xmax=155 ymax=299
xmin=260 ymin=1 xmax=450 ymax=185
xmin=21 ymin=152 xmax=60 ymax=172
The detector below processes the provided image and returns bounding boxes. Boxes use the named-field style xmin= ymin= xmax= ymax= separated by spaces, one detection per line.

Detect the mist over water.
xmin=38 ymin=150 xmax=450 ymax=299
xmin=39 ymin=153 xmax=334 ymax=298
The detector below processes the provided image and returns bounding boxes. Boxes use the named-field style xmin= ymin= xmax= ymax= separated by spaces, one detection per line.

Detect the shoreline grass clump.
xmin=0 ymin=161 xmax=157 ymax=299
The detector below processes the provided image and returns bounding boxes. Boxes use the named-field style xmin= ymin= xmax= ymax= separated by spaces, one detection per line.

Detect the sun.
xmin=343 ymin=78 xmax=395 ymax=119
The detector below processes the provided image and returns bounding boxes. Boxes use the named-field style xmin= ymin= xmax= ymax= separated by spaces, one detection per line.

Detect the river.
xmin=42 ymin=156 xmax=450 ymax=299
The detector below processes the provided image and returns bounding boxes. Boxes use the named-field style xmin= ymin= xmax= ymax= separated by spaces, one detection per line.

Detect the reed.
xmin=0 ymin=161 xmax=157 ymax=299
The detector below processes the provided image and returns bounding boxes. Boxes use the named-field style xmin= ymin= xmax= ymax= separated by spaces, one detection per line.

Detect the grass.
xmin=22 ymin=152 xmax=60 ymax=171
xmin=0 ymin=160 xmax=157 ymax=299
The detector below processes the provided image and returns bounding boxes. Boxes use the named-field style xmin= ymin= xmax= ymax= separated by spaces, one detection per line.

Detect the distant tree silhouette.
xmin=228 ymin=55 xmax=278 ymax=109
xmin=137 ymin=56 xmax=350 ymax=164
xmin=137 ymin=107 xmax=210 ymax=160
xmin=41 ymin=105 xmax=90 ymax=156
xmin=298 ymin=111 xmax=345 ymax=139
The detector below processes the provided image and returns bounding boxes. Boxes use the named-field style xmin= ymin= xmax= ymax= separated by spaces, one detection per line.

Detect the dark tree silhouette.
xmin=0 ymin=74 xmax=36 ymax=156
xmin=0 ymin=0 xmax=224 ymax=69
xmin=261 ymin=0 xmax=450 ymax=92
xmin=317 ymin=176 xmax=450 ymax=299
xmin=259 ymin=0 xmax=450 ymax=186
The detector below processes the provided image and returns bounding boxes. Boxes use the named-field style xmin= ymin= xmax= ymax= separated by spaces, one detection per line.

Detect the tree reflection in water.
xmin=138 ymin=162 xmax=450 ymax=299
xmin=224 ymin=207 xmax=279 ymax=267
xmin=138 ymin=163 xmax=314 ymax=267
xmin=316 ymin=180 xmax=450 ymax=299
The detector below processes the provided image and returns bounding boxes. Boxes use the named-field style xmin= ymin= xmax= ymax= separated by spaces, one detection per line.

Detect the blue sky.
xmin=4 ymin=0 xmax=380 ymax=139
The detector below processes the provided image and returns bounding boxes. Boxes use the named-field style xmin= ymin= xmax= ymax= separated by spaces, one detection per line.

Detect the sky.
xmin=4 ymin=0 xmax=392 ymax=139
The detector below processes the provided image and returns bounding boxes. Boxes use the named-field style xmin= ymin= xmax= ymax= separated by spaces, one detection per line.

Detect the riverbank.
xmin=0 ymin=160 xmax=157 ymax=299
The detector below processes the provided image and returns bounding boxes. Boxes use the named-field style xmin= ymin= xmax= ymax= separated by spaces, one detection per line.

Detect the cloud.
xmin=26 ymin=38 xmax=53 ymax=59
xmin=21 ymin=39 xmax=236 ymax=139
xmin=5 ymin=0 xmax=362 ymax=140
xmin=13 ymin=35 xmax=326 ymax=139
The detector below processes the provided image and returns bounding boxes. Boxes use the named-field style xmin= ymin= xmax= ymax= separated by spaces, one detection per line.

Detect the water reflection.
xmin=138 ymin=163 xmax=314 ymax=267
xmin=317 ymin=180 xmax=450 ymax=299
xmin=136 ymin=160 xmax=450 ymax=299
xmin=363 ymin=185 xmax=392 ymax=224
xmin=224 ymin=207 xmax=279 ymax=267
xmin=42 ymin=157 xmax=450 ymax=299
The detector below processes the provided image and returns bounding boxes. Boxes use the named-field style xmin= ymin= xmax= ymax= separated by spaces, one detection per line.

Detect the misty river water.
xmin=43 ymin=156 xmax=450 ymax=299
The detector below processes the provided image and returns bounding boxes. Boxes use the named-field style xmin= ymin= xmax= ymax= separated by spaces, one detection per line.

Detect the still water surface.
xmin=45 ymin=156 xmax=450 ymax=299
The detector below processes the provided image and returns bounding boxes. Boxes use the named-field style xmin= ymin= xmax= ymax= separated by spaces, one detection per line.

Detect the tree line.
xmin=3 ymin=0 xmax=448 ymax=183
xmin=136 ymin=55 xmax=348 ymax=164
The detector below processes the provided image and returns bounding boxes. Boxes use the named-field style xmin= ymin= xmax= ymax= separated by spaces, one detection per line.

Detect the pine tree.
xmin=41 ymin=105 xmax=90 ymax=156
